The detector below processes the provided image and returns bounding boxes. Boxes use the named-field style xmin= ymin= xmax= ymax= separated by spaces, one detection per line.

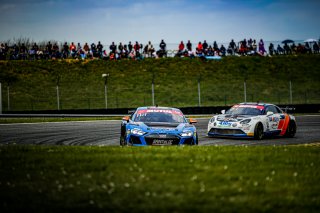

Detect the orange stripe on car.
xmin=279 ymin=114 xmax=290 ymax=136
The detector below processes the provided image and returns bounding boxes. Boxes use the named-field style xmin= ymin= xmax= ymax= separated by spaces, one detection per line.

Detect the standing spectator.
xmin=283 ymin=43 xmax=291 ymax=55
xmin=0 ymin=43 xmax=5 ymax=60
xmin=128 ymin=41 xmax=133 ymax=52
xmin=158 ymin=40 xmax=167 ymax=58
xmin=268 ymin=43 xmax=275 ymax=56
xmin=134 ymin=41 xmax=140 ymax=52
xmin=203 ymin=40 xmax=208 ymax=51
xmin=252 ymin=39 xmax=257 ymax=53
xmin=52 ymin=43 xmax=60 ymax=59
xmin=146 ymin=41 xmax=154 ymax=57
xmin=197 ymin=42 xmax=203 ymax=52
xmin=77 ymin=43 xmax=82 ymax=52
xmin=109 ymin=42 xmax=116 ymax=54
xmin=11 ymin=44 xmax=19 ymax=60
xmin=30 ymin=43 xmax=39 ymax=60
xmin=63 ymin=42 xmax=69 ymax=58
xmin=122 ymin=45 xmax=129 ymax=58
xmin=97 ymin=41 xmax=104 ymax=57
xmin=91 ymin=43 xmax=97 ymax=57
xmin=19 ymin=43 xmax=28 ymax=60
xmin=159 ymin=39 xmax=166 ymax=51
xmin=118 ymin=42 xmax=124 ymax=53
xmin=178 ymin=41 xmax=184 ymax=52
xmin=83 ymin=43 xmax=90 ymax=53
xmin=213 ymin=41 xmax=219 ymax=52
xmin=3 ymin=43 xmax=9 ymax=59
xmin=134 ymin=41 xmax=140 ymax=57
xmin=248 ymin=38 xmax=253 ymax=51
xmin=258 ymin=39 xmax=266 ymax=55
xmin=186 ymin=40 xmax=192 ymax=51
xmin=83 ymin=42 xmax=90 ymax=58
xmin=229 ymin=39 xmax=236 ymax=55
xmin=313 ymin=42 xmax=319 ymax=54
xmin=46 ymin=42 xmax=53 ymax=57
xmin=70 ymin=42 xmax=76 ymax=58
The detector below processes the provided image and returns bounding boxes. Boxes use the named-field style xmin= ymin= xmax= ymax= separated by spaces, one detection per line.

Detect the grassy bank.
xmin=0 ymin=55 xmax=320 ymax=111
xmin=0 ymin=145 xmax=319 ymax=212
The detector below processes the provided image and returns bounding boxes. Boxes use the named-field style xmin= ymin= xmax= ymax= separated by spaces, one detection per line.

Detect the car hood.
xmin=216 ymin=114 xmax=256 ymax=122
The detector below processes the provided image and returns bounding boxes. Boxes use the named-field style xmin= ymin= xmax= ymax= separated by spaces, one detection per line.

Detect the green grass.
xmin=0 ymin=55 xmax=320 ymax=111
xmin=0 ymin=145 xmax=319 ymax=212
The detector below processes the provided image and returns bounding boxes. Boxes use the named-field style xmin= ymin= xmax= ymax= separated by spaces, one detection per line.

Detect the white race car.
xmin=207 ymin=103 xmax=296 ymax=140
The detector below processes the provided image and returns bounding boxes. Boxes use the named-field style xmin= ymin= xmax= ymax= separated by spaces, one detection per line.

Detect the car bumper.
xmin=207 ymin=128 xmax=253 ymax=138
xmin=126 ymin=133 xmax=196 ymax=146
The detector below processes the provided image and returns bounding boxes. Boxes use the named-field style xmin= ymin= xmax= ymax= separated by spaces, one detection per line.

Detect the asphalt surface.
xmin=0 ymin=115 xmax=319 ymax=146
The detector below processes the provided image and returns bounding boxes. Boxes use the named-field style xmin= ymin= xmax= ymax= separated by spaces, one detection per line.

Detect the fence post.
xmin=56 ymin=85 xmax=60 ymax=110
xmin=244 ymin=81 xmax=247 ymax=102
xmin=198 ymin=78 xmax=201 ymax=107
xmin=0 ymin=82 xmax=2 ymax=114
xmin=289 ymin=80 xmax=293 ymax=104
xmin=7 ymin=85 xmax=10 ymax=111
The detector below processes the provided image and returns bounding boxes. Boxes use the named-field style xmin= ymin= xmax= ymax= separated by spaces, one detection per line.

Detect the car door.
xmin=265 ymin=105 xmax=282 ymax=132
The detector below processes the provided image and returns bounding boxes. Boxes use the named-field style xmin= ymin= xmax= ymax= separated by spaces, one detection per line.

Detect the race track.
xmin=0 ymin=115 xmax=319 ymax=146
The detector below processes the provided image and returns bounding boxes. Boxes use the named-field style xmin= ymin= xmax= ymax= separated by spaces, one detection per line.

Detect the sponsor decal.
xmin=233 ymin=105 xmax=264 ymax=110
xmin=152 ymin=139 xmax=173 ymax=145
xmin=137 ymin=109 xmax=183 ymax=115
xmin=218 ymin=121 xmax=231 ymax=127
xmin=269 ymin=117 xmax=280 ymax=122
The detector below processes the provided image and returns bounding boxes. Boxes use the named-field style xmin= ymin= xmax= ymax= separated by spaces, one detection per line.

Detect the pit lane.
xmin=0 ymin=115 xmax=319 ymax=146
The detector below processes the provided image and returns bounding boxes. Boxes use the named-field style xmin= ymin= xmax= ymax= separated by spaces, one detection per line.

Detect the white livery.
xmin=207 ymin=103 xmax=296 ymax=139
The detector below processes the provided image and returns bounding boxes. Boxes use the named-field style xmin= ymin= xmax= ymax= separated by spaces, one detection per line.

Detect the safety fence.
xmin=1 ymin=85 xmax=319 ymax=112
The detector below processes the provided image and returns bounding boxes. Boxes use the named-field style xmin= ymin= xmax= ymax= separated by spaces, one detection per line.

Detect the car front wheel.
xmin=120 ymin=135 xmax=127 ymax=146
xmin=254 ymin=123 xmax=264 ymax=140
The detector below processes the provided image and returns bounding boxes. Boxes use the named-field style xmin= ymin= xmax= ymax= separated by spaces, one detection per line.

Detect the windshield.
xmin=133 ymin=109 xmax=186 ymax=123
xmin=226 ymin=105 xmax=264 ymax=116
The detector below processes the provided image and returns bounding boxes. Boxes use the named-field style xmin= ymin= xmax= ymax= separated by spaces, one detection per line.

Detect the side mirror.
xmin=122 ymin=116 xmax=130 ymax=122
xmin=189 ymin=118 xmax=197 ymax=124
xmin=221 ymin=110 xmax=226 ymax=114
xmin=267 ymin=111 xmax=274 ymax=116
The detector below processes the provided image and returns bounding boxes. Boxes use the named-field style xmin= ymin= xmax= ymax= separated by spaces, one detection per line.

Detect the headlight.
xmin=180 ymin=130 xmax=194 ymax=137
xmin=240 ymin=119 xmax=251 ymax=124
xmin=209 ymin=117 xmax=216 ymax=123
xmin=130 ymin=128 xmax=146 ymax=136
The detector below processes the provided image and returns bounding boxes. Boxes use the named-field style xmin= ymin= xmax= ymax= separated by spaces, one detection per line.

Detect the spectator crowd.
xmin=0 ymin=38 xmax=319 ymax=61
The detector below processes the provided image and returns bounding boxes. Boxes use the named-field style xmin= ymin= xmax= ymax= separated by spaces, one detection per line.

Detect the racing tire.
xmin=285 ymin=120 xmax=296 ymax=138
xmin=195 ymin=134 xmax=199 ymax=145
xmin=120 ymin=135 xmax=127 ymax=146
xmin=254 ymin=123 xmax=264 ymax=140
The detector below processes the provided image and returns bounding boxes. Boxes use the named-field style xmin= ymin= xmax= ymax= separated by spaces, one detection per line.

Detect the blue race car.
xmin=120 ymin=106 xmax=198 ymax=146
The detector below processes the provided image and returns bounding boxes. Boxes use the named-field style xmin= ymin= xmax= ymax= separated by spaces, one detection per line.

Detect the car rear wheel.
xmin=254 ymin=123 xmax=264 ymax=140
xmin=285 ymin=120 xmax=296 ymax=138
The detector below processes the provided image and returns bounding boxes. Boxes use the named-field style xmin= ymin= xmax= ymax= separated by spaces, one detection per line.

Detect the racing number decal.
xmin=279 ymin=114 xmax=290 ymax=136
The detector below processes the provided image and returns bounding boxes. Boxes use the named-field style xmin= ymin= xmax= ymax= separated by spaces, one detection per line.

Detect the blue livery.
xmin=120 ymin=107 xmax=198 ymax=146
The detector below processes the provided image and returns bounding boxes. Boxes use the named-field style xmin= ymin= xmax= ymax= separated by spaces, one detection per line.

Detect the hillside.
xmin=0 ymin=56 xmax=319 ymax=111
